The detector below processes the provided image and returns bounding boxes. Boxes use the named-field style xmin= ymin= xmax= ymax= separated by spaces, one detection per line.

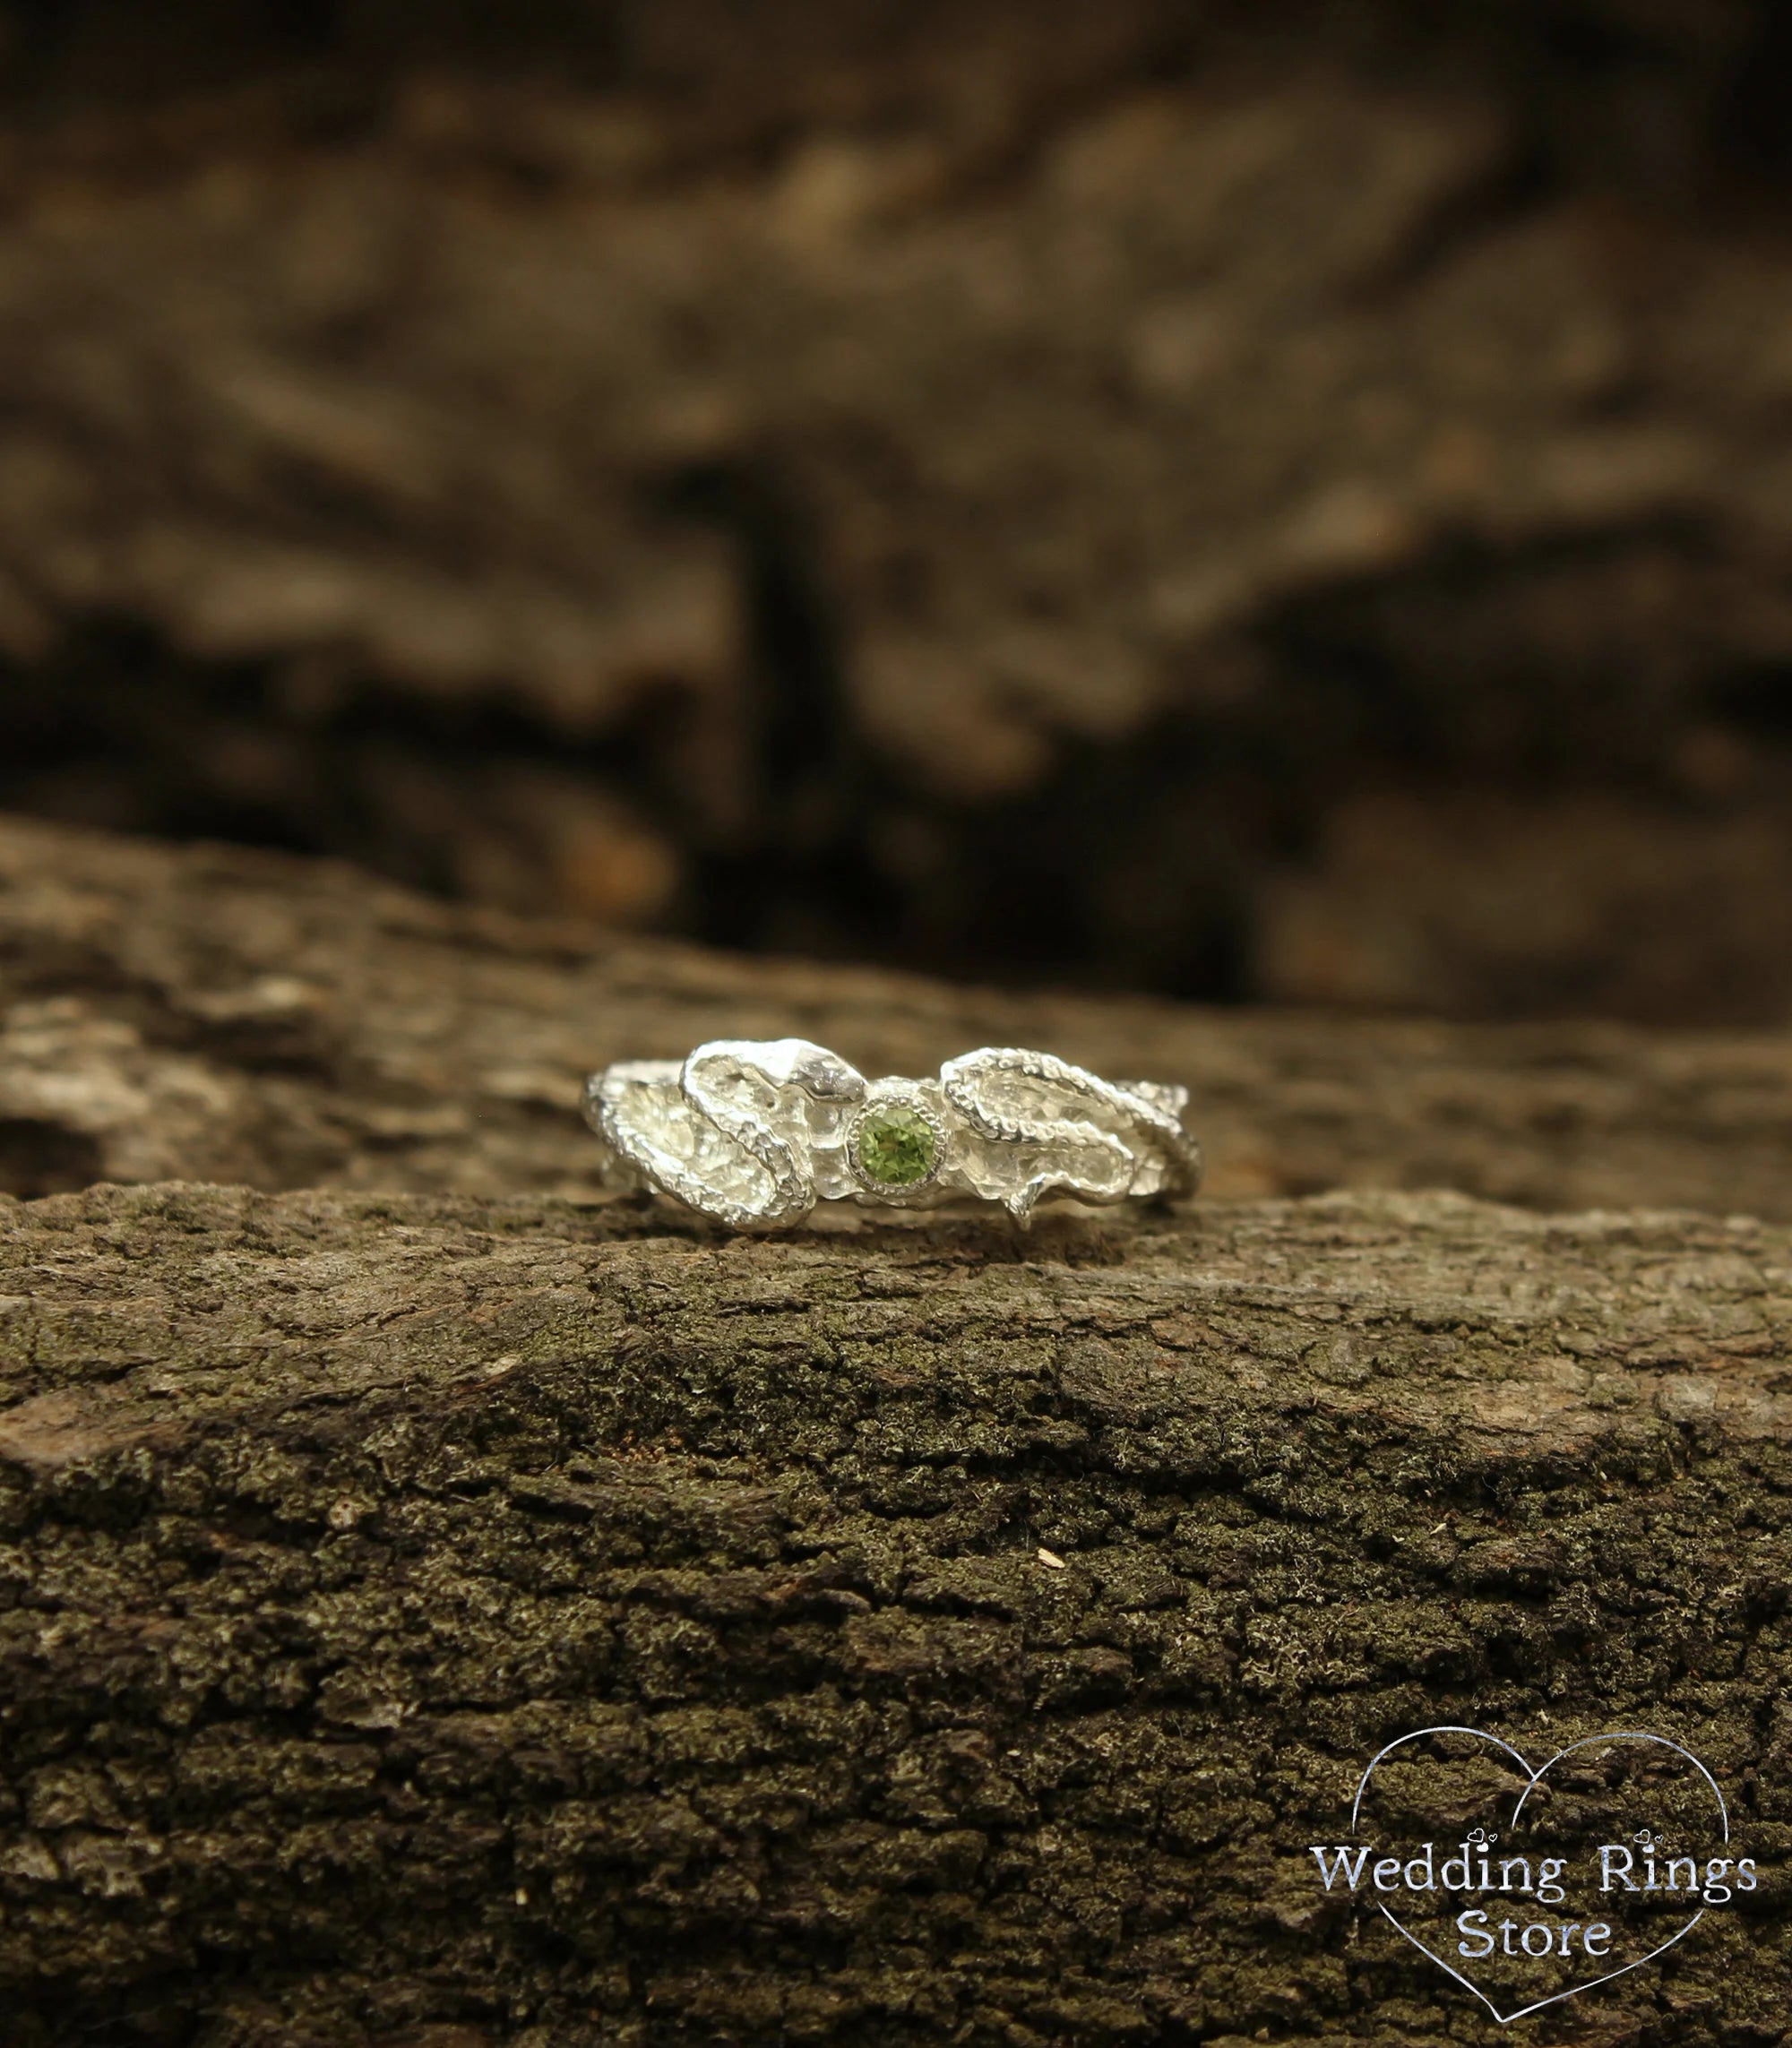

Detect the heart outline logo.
xmin=1349 ymin=1725 xmax=1729 ymax=2025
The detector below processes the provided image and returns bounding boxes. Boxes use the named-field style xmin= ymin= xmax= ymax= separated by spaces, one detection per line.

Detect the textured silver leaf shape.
xmin=585 ymin=1039 xmax=1199 ymax=1226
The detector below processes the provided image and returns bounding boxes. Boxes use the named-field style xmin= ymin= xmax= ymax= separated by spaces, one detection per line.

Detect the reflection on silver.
xmin=583 ymin=1038 xmax=1201 ymax=1227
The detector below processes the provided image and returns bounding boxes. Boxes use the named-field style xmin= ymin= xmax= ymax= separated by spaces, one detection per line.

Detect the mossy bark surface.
xmin=1 ymin=1179 xmax=1788 ymax=2046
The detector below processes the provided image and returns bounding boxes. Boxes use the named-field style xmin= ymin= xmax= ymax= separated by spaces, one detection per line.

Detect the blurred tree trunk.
xmin=4 ymin=2 xmax=1792 ymax=1016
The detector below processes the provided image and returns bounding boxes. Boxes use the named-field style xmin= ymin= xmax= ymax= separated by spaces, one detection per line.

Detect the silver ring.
xmin=582 ymin=1038 xmax=1201 ymax=1227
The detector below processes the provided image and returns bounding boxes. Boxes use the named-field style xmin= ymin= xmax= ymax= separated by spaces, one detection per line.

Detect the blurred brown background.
xmin=2 ymin=0 xmax=1790 ymax=1022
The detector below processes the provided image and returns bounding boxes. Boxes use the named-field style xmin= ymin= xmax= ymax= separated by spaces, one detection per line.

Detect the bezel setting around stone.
xmin=845 ymin=1089 xmax=947 ymax=1198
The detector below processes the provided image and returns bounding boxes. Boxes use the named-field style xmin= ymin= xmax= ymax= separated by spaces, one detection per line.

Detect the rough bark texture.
xmin=4 ymin=813 xmax=1792 ymax=1224
xmin=1 ymin=1180 xmax=1789 ymax=2047
xmin=0 ymin=819 xmax=1790 ymax=2044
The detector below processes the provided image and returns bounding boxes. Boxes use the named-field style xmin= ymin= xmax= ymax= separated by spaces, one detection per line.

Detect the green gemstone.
xmin=857 ymin=1105 xmax=937 ymax=1186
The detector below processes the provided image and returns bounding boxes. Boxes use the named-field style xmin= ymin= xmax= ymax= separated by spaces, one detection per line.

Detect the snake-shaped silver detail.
xmin=940 ymin=1046 xmax=1199 ymax=1219
xmin=584 ymin=1039 xmax=1200 ymax=1226
xmin=586 ymin=1038 xmax=866 ymax=1227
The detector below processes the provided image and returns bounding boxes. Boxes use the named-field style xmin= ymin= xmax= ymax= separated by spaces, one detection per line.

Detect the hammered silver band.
xmin=582 ymin=1038 xmax=1201 ymax=1227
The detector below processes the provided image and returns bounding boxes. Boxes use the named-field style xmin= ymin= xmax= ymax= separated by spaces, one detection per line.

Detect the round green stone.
xmin=856 ymin=1105 xmax=937 ymax=1186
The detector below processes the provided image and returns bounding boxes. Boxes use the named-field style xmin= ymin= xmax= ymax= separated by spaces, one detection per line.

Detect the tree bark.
xmin=0 ymin=1179 xmax=1788 ymax=2046
xmin=4 ymin=813 xmax=1792 ymax=1223
xmin=0 ymin=820 xmax=1789 ymax=2044
xmin=4 ymin=6 xmax=1792 ymax=1020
